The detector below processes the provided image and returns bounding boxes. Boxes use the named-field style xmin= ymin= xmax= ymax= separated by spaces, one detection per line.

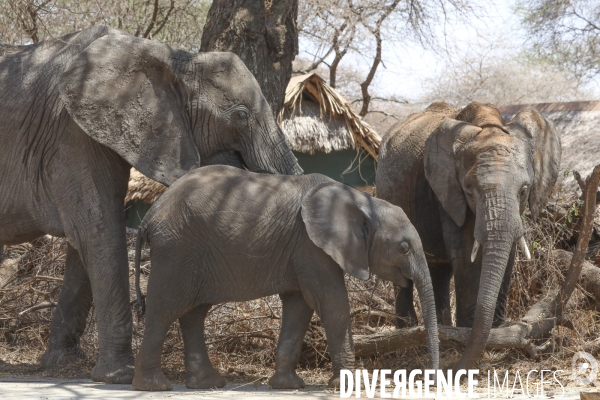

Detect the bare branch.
xmin=152 ymin=0 xmax=176 ymax=37
xmin=18 ymin=301 xmax=57 ymax=317
xmin=365 ymin=110 xmax=401 ymax=120
xmin=142 ymin=0 xmax=160 ymax=38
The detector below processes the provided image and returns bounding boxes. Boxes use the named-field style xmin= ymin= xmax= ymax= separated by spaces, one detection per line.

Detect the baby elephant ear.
xmin=301 ymin=182 xmax=375 ymax=281
xmin=424 ymin=118 xmax=482 ymax=227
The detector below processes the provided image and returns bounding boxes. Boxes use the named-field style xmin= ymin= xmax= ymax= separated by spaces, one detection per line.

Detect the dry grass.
xmin=1 ymin=180 xmax=599 ymax=386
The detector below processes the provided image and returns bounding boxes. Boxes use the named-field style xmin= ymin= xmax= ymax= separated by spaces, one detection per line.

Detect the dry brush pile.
xmin=1 ymin=173 xmax=600 ymax=385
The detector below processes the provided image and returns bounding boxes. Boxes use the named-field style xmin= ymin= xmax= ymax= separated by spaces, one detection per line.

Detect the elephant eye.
xmin=520 ymin=185 xmax=528 ymax=199
xmin=398 ymin=241 xmax=410 ymax=254
xmin=232 ymin=109 xmax=249 ymax=123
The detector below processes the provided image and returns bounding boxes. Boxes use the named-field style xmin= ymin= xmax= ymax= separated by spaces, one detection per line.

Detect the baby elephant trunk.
xmin=411 ymin=254 xmax=440 ymax=371
xmin=134 ymin=227 xmax=147 ymax=316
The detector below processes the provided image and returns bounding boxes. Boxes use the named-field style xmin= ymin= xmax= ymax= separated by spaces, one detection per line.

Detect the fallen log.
xmin=551 ymin=249 xmax=600 ymax=306
xmin=352 ymin=321 xmax=555 ymax=358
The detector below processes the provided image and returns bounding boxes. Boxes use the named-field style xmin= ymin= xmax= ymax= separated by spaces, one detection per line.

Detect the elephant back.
xmin=377 ymin=102 xmax=459 ymax=211
xmin=376 ymin=102 xmax=459 ymax=258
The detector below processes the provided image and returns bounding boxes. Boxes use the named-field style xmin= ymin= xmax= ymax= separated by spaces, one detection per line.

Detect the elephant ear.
xmin=424 ymin=118 xmax=482 ymax=227
xmin=58 ymin=30 xmax=200 ymax=186
xmin=507 ymin=107 xmax=561 ymax=221
xmin=301 ymin=182 xmax=375 ymax=281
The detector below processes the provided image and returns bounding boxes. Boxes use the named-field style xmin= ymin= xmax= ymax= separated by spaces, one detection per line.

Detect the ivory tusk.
xmin=519 ymin=236 xmax=531 ymax=260
xmin=471 ymin=240 xmax=480 ymax=263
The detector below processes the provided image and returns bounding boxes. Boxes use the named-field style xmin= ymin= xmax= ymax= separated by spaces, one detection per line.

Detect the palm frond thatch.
xmin=279 ymin=73 xmax=381 ymax=160
xmin=125 ymin=169 xmax=166 ymax=204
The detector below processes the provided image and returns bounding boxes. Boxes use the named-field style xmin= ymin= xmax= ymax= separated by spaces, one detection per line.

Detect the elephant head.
xmin=58 ymin=28 xmax=302 ymax=186
xmin=424 ymin=102 xmax=561 ymax=369
xmin=301 ymin=183 xmax=439 ymax=370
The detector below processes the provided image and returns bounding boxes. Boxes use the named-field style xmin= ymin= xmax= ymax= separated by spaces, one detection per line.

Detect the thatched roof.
xmin=279 ymin=73 xmax=381 ymax=160
xmin=499 ymin=100 xmax=600 ymax=190
xmin=125 ymin=169 xmax=166 ymax=204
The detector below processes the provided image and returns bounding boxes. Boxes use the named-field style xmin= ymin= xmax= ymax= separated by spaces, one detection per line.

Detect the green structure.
xmin=293 ymin=149 xmax=376 ymax=188
xmin=280 ymin=73 xmax=380 ymax=190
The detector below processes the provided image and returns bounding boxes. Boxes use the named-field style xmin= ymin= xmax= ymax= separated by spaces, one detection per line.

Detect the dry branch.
xmin=350 ymin=323 xmax=554 ymax=358
xmin=553 ymin=166 xmax=600 ymax=311
xmin=18 ymin=301 xmax=57 ymax=317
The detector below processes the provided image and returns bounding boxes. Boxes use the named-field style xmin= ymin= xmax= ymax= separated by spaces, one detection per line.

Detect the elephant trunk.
xmin=456 ymin=194 xmax=521 ymax=370
xmin=412 ymin=254 xmax=440 ymax=371
xmin=245 ymin=122 xmax=303 ymax=176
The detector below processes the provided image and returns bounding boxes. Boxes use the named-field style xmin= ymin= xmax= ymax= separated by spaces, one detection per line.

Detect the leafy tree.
xmin=1 ymin=0 xmax=210 ymax=50
xmin=296 ymin=0 xmax=476 ymax=116
xmin=519 ymin=0 xmax=600 ymax=82
xmin=421 ymin=45 xmax=594 ymax=106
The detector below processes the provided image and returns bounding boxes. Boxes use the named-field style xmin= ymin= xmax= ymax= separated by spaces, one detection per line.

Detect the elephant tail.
xmin=134 ymin=226 xmax=146 ymax=317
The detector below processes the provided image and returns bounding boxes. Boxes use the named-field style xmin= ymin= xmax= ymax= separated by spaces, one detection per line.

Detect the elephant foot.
xmin=91 ymin=353 xmax=135 ymax=384
xmin=40 ymin=345 xmax=86 ymax=368
xmin=132 ymin=368 xmax=172 ymax=391
xmin=268 ymin=370 xmax=305 ymax=389
xmin=186 ymin=367 xmax=226 ymax=389
xmin=328 ymin=375 xmax=341 ymax=389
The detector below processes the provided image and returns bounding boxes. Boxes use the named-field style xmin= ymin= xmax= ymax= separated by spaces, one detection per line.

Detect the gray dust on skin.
xmin=0 ymin=25 xmax=301 ymax=383
xmin=131 ymin=165 xmax=439 ymax=391
xmin=376 ymin=101 xmax=561 ymax=370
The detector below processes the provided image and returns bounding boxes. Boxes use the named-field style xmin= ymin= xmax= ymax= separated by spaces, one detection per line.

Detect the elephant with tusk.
xmin=376 ymin=101 xmax=561 ymax=370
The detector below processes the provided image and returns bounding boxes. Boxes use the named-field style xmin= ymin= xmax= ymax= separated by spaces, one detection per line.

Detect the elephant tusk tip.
xmin=518 ymin=236 xmax=531 ymax=260
xmin=471 ymin=240 xmax=480 ymax=263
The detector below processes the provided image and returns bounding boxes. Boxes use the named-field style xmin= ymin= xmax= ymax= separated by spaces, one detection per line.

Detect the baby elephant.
xmin=131 ymin=165 xmax=438 ymax=391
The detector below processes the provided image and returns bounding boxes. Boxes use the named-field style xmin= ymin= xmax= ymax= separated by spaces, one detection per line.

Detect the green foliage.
xmin=567 ymin=199 xmax=584 ymax=223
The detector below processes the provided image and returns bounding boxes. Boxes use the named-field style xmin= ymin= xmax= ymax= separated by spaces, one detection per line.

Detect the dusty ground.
xmin=0 ymin=377 xmax=594 ymax=399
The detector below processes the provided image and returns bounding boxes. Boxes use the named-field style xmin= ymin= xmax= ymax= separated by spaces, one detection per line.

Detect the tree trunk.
xmin=200 ymin=0 xmax=299 ymax=115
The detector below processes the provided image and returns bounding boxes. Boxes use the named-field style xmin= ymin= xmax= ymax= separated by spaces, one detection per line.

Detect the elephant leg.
xmin=440 ymin=206 xmax=479 ymax=328
xmin=429 ymin=263 xmax=453 ymax=326
xmin=132 ymin=305 xmax=173 ymax=391
xmin=82 ymin=233 xmax=134 ymax=384
xmin=49 ymin=144 xmax=134 ymax=383
xmin=394 ymin=283 xmax=418 ymax=328
xmin=268 ymin=291 xmax=313 ymax=389
xmin=41 ymin=245 xmax=91 ymax=367
xmin=493 ymin=243 xmax=516 ymax=327
xmin=296 ymin=263 xmax=353 ymax=389
xmin=179 ymin=304 xmax=225 ymax=389
xmin=318 ymin=296 xmax=354 ymax=388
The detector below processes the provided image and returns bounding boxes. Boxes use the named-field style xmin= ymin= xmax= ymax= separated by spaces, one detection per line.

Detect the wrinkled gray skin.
xmin=132 ymin=165 xmax=439 ymax=391
xmin=0 ymin=26 xmax=301 ymax=383
xmin=376 ymin=102 xmax=561 ymax=370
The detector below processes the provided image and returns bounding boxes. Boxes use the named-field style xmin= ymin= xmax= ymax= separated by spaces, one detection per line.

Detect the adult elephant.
xmin=0 ymin=25 xmax=302 ymax=383
xmin=376 ymin=102 xmax=561 ymax=370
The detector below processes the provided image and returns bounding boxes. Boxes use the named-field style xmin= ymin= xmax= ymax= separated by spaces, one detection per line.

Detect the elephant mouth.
xmin=395 ymin=271 xmax=411 ymax=288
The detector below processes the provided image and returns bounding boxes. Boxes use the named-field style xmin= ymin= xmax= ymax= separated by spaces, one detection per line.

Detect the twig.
xmin=18 ymin=301 xmax=57 ymax=317
xmin=0 ymin=275 xmax=63 ymax=292
xmin=574 ymin=170 xmax=586 ymax=193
